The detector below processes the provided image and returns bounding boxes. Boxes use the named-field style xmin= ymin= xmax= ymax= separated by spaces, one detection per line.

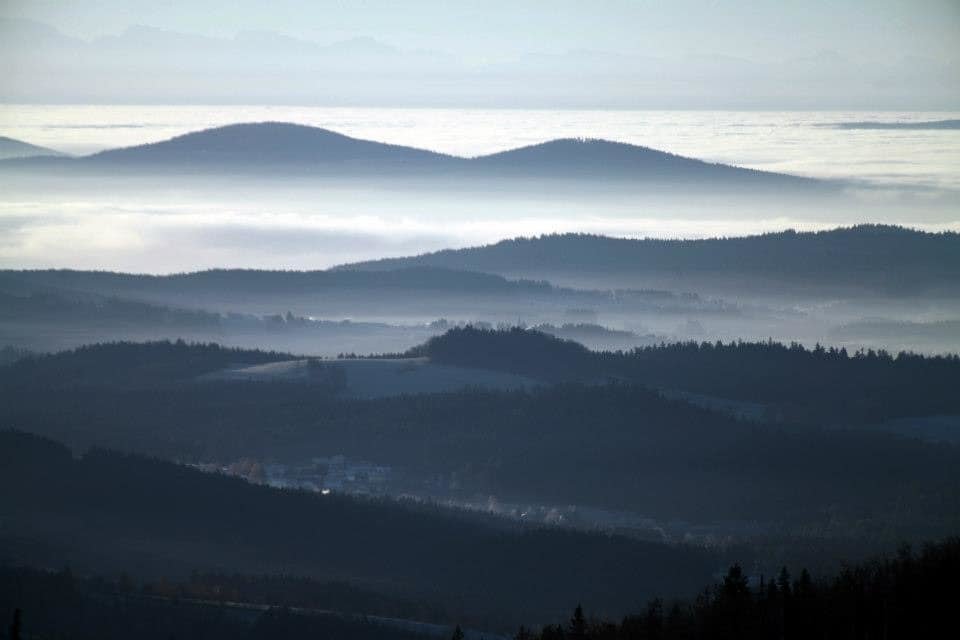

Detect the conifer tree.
xmin=569 ymin=604 xmax=587 ymax=639
xmin=8 ymin=609 xmax=21 ymax=640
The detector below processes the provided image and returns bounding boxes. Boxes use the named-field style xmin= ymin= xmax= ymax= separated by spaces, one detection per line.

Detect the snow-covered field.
xmin=202 ymin=357 xmax=539 ymax=398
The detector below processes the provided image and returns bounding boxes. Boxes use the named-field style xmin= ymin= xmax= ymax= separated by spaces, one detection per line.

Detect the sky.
xmin=1 ymin=0 xmax=958 ymax=108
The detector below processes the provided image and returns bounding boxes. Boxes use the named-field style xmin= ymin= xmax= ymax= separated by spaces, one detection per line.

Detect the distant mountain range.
xmin=0 ymin=122 xmax=824 ymax=188
xmin=833 ymin=119 xmax=960 ymax=130
xmin=7 ymin=226 xmax=957 ymax=301
xmin=0 ymin=135 xmax=64 ymax=160
xmin=343 ymin=225 xmax=960 ymax=295
xmin=85 ymin=122 xmax=454 ymax=169
xmin=1 ymin=266 xmax=551 ymax=297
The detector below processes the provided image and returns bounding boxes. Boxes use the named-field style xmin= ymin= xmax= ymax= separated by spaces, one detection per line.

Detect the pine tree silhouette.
xmin=569 ymin=604 xmax=587 ymax=639
xmin=8 ymin=609 xmax=21 ymax=640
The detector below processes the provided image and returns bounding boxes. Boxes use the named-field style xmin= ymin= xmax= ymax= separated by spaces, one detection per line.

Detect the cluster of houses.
xmin=193 ymin=455 xmax=392 ymax=496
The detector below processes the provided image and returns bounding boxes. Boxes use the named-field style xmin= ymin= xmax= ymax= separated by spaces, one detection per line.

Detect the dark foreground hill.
xmin=0 ymin=430 xmax=714 ymax=628
xmin=344 ymin=225 xmax=960 ymax=295
xmin=4 ymin=530 xmax=958 ymax=640
xmin=0 ymin=564 xmax=440 ymax=640
xmin=523 ymin=538 xmax=960 ymax=640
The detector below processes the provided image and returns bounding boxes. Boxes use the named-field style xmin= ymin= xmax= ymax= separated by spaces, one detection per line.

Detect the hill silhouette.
xmin=4 ymin=342 xmax=959 ymax=534
xmin=0 ymin=135 xmax=64 ymax=160
xmin=833 ymin=119 xmax=960 ymax=130
xmin=0 ymin=429 xmax=715 ymax=627
xmin=2 ymin=266 xmax=551 ymax=297
xmin=1 ymin=122 xmax=824 ymax=186
xmin=0 ymin=341 xmax=292 ymax=388
xmin=409 ymin=326 xmax=960 ymax=423
xmin=343 ymin=225 xmax=960 ymax=295
xmin=84 ymin=122 xmax=456 ymax=169
xmin=471 ymin=137 xmax=814 ymax=185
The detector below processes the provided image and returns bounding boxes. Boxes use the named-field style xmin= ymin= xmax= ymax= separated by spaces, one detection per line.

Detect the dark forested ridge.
xmin=2 ymin=341 xmax=958 ymax=535
xmin=0 ymin=289 xmax=221 ymax=328
xmin=0 ymin=266 xmax=551 ymax=297
xmin=412 ymin=327 xmax=960 ymax=423
xmin=0 ymin=430 xmax=715 ymax=628
xmin=0 ymin=267 xmax=728 ymax=334
xmin=517 ymin=537 xmax=960 ymax=640
xmin=5 ymin=538 xmax=957 ymax=640
xmin=0 ymin=565 xmax=438 ymax=640
xmin=0 ymin=340 xmax=292 ymax=388
xmin=0 ymin=346 xmax=31 ymax=366
xmin=1 ymin=330 xmax=958 ymax=636
xmin=344 ymin=225 xmax=960 ymax=294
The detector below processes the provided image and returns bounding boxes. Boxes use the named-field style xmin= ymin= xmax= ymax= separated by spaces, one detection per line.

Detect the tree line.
xmin=413 ymin=327 xmax=960 ymax=423
xmin=515 ymin=537 xmax=959 ymax=639
xmin=368 ymin=225 xmax=960 ymax=294
xmin=4 ymin=532 xmax=956 ymax=639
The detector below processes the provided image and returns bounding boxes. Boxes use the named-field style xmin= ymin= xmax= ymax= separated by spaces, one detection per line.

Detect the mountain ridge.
xmin=0 ymin=121 xmax=825 ymax=187
xmin=85 ymin=122 xmax=456 ymax=167
xmin=0 ymin=265 xmax=554 ymax=296
xmin=0 ymin=135 xmax=65 ymax=160
xmin=338 ymin=225 xmax=960 ymax=294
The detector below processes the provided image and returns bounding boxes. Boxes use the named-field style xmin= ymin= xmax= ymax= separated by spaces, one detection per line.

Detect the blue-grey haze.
xmin=0 ymin=1 xmax=958 ymax=108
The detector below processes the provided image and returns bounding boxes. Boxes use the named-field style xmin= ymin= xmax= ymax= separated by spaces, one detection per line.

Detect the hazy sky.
xmin=4 ymin=1 xmax=958 ymax=60
xmin=1 ymin=1 xmax=958 ymax=107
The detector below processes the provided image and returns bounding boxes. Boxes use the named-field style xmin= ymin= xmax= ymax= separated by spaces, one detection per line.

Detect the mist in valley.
xmin=2 ymin=3 xmax=960 ymax=639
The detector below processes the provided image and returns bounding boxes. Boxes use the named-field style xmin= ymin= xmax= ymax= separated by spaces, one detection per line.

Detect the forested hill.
xmin=410 ymin=327 xmax=960 ymax=423
xmin=0 ymin=341 xmax=292 ymax=388
xmin=523 ymin=537 xmax=960 ymax=640
xmin=0 ymin=289 xmax=221 ymax=328
xmin=1 ymin=266 xmax=551 ymax=297
xmin=4 ymin=342 xmax=959 ymax=555
xmin=344 ymin=225 xmax=960 ymax=294
xmin=4 ymin=376 xmax=960 ymax=554
xmin=0 ymin=430 xmax=715 ymax=628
